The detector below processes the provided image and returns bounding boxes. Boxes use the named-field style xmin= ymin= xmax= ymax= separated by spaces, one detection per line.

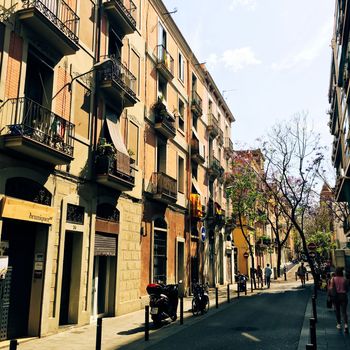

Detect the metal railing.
xmin=22 ymin=0 xmax=79 ymax=44
xmin=191 ymin=90 xmax=202 ymax=112
xmin=156 ymin=44 xmax=174 ymax=76
xmin=191 ymin=138 xmax=205 ymax=159
xmin=0 ymin=97 xmax=74 ymax=156
xmin=224 ymin=137 xmax=233 ymax=152
xmin=149 ymin=172 xmax=177 ymax=200
xmin=108 ymin=0 xmax=137 ymax=27
xmin=154 ymin=111 xmax=176 ymax=135
xmin=99 ymin=54 xmax=137 ymax=97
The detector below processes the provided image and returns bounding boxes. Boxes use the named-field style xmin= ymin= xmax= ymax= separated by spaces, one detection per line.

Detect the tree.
xmin=226 ymin=151 xmax=266 ymax=286
xmin=261 ymin=113 xmax=324 ymax=295
xmin=264 ymin=192 xmax=294 ymax=277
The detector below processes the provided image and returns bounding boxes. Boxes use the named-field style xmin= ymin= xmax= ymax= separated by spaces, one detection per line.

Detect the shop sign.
xmin=1 ymin=196 xmax=55 ymax=225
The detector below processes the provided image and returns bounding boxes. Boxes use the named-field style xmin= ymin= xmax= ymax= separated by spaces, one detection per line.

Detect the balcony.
xmin=18 ymin=0 xmax=79 ymax=55
xmin=207 ymin=113 xmax=219 ymax=138
xmin=224 ymin=137 xmax=233 ymax=156
xmin=98 ymin=55 xmax=138 ymax=108
xmin=95 ymin=149 xmax=135 ymax=192
xmin=191 ymin=138 xmax=205 ymax=164
xmin=208 ymin=156 xmax=222 ymax=179
xmin=153 ymin=99 xmax=176 ymax=139
xmin=191 ymin=91 xmax=202 ymax=117
xmin=104 ymin=0 xmax=137 ymax=36
xmin=147 ymin=172 xmax=177 ymax=204
xmin=0 ymin=97 xmax=74 ymax=165
xmin=155 ymin=45 xmax=174 ymax=81
xmin=217 ymin=129 xmax=224 ymax=146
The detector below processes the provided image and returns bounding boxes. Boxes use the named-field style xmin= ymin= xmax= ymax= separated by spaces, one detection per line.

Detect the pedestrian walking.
xmin=257 ymin=265 xmax=263 ymax=289
xmin=264 ymin=264 xmax=272 ymax=288
xmin=329 ymin=267 xmax=349 ymax=332
xmin=297 ymin=262 xmax=307 ymax=287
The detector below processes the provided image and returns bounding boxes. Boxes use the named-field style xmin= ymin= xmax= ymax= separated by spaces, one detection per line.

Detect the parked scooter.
xmin=146 ymin=282 xmax=179 ymax=325
xmin=192 ymin=282 xmax=209 ymax=315
xmin=237 ymin=273 xmax=247 ymax=292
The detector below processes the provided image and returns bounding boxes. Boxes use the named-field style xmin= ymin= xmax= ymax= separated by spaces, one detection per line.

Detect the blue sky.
xmin=163 ymin=0 xmax=334 ymax=151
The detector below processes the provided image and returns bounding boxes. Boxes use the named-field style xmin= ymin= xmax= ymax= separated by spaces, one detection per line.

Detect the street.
xmin=120 ymin=284 xmax=310 ymax=350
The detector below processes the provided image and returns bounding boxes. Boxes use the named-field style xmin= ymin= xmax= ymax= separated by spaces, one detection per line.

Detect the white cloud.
xmin=207 ymin=47 xmax=262 ymax=72
xmin=271 ymin=20 xmax=332 ymax=72
xmin=229 ymin=0 xmax=257 ymax=11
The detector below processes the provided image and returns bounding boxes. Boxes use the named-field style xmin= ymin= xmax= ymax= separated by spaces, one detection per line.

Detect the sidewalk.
xmin=0 ymin=266 xmax=300 ymax=350
xmin=297 ymin=290 xmax=350 ymax=349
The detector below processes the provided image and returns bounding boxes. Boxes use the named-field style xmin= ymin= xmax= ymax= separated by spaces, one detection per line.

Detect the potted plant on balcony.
xmin=96 ymin=138 xmax=115 ymax=174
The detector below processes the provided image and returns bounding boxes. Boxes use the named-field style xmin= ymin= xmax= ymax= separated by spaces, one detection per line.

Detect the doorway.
xmin=1 ymin=219 xmax=45 ymax=339
xmin=177 ymin=240 xmax=185 ymax=283
xmin=59 ymin=231 xmax=82 ymax=326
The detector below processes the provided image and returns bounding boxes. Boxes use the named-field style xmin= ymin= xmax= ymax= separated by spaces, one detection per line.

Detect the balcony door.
xmin=24 ymin=48 xmax=53 ymax=109
xmin=108 ymin=27 xmax=122 ymax=59
xmin=153 ymin=217 xmax=167 ymax=284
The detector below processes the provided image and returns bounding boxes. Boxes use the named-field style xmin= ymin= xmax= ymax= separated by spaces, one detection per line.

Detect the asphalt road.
xmin=144 ymin=287 xmax=310 ymax=350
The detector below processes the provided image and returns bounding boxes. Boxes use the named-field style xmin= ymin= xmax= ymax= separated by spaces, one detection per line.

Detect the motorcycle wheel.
xmin=201 ymin=295 xmax=210 ymax=314
xmin=151 ymin=314 xmax=162 ymax=326
xmin=192 ymin=298 xmax=201 ymax=316
xmin=170 ymin=313 xmax=177 ymax=322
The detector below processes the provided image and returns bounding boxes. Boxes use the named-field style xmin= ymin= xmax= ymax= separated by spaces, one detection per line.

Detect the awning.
xmin=106 ymin=111 xmax=128 ymax=156
xmin=191 ymin=178 xmax=202 ymax=198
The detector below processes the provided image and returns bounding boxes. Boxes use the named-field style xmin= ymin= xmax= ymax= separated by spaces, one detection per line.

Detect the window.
xmin=193 ymin=115 xmax=198 ymax=130
xmin=178 ymin=52 xmax=184 ymax=82
xmin=208 ymin=100 xmax=213 ymax=113
xmin=157 ymin=138 xmax=167 ymax=173
xmin=178 ymin=156 xmax=185 ymax=193
xmin=158 ymin=22 xmax=167 ymax=48
xmin=158 ymin=76 xmax=167 ymax=101
xmin=178 ymin=99 xmax=185 ymax=131
xmin=127 ymin=120 xmax=139 ymax=165
xmin=192 ymin=162 xmax=198 ymax=180
xmin=130 ymin=49 xmax=140 ymax=95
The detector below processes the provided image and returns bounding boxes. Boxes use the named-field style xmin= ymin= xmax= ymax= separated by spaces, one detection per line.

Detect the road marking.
xmin=241 ymin=332 xmax=261 ymax=342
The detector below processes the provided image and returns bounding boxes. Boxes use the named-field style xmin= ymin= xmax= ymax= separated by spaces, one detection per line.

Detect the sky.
xmin=163 ymin=0 xmax=334 ymax=153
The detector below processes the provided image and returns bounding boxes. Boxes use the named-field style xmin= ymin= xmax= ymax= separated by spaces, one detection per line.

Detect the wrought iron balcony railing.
xmin=224 ymin=137 xmax=233 ymax=153
xmin=156 ymin=44 xmax=174 ymax=79
xmin=191 ymin=138 xmax=205 ymax=163
xmin=0 ymin=97 xmax=74 ymax=157
xmin=207 ymin=113 xmax=219 ymax=137
xmin=148 ymin=172 xmax=177 ymax=202
xmin=191 ymin=90 xmax=202 ymax=116
xmin=99 ymin=54 xmax=137 ymax=97
xmin=22 ymin=0 xmax=79 ymax=44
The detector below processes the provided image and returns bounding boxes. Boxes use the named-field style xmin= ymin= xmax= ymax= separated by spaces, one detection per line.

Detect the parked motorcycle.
xmin=192 ymin=282 xmax=209 ymax=315
xmin=146 ymin=282 xmax=179 ymax=325
xmin=237 ymin=273 xmax=247 ymax=292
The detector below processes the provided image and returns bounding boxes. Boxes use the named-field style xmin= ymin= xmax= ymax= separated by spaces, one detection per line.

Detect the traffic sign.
xmin=200 ymin=226 xmax=206 ymax=242
xmin=308 ymin=242 xmax=317 ymax=251
xmin=309 ymin=251 xmax=316 ymax=258
xmin=243 ymin=252 xmax=249 ymax=258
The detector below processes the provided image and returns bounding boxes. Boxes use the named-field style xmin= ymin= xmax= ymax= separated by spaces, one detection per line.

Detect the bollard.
xmin=305 ymin=345 xmax=314 ymax=350
xmin=306 ymin=272 xmax=309 ymax=281
xmin=215 ymin=287 xmax=219 ymax=308
xmin=295 ymin=272 xmax=298 ymax=281
xmin=145 ymin=305 xmax=149 ymax=341
xmin=9 ymin=340 xmax=18 ymax=350
xmin=180 ymin=297 xmax=184 ymax=325
xmin=309 ymin=318 xmax=316 ymax=349
xmin=237 ymin=281 xmax=240 ymax=299
xmin=95 ymin=317 xmax=102 ymax=350
xmin=284 ymin=272 xmax=287 ymax=281
xmin=227 ymin=284 xmax=230 ymax=303
xmin=312 ymin=296 xmax=317 ymax=323
xmin=250 ymin=278 xmax=253 ymax=293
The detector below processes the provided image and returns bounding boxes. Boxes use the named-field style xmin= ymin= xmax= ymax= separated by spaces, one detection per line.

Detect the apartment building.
xmin=0 ymin=0 xmax=234 ymax=339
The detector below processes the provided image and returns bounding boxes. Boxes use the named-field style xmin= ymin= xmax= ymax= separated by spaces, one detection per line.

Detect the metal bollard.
xmin=250 ymin=278 xmax=253 ymax=293
xmin=9 ymin=340 xmax=18 ymax=350
xmin=306 ymin=272 xmax=309 ymax=281
xmin=295 ymin=272 xmax=298 ymax=281
xmin=312 ymin=296 xmax=317 ymax=323
xmin=227 ymin=284 xmax=230 ymax=303
xmin=180 ymin=297 xmax=184 ymax=325
xmin=284 ymin=272 xmax=287 ymax=281
xmin=237 ymin=281 xmax=240 ymax=299
xmin=95 ymin=317 xmax=102 ymax=350
xmin=309 ymin=318 xmax=316 ymax=349
xmin=305 ymin=345 xmax=314 ymax=350
xmin=145 ymin=305 xmax=149 ymax=341
xmin=215 ymin=287 xmax=219 ymax=308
